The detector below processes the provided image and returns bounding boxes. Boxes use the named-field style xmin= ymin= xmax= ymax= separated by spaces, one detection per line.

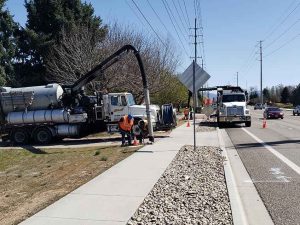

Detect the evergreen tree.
xmin=0 ymin=0 xmax=18 ymax=86
xmin=280 ymin=86 xmax=290 ymax=103
xmin=16 ymin=0 xmax=106 ymax=86
xmin=263 ymin=88 xmax=270 ymax=102
xmin=292 ymin=84 xmax=300 ymax=106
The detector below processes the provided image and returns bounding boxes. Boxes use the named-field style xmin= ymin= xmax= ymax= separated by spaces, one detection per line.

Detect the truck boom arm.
xmin=70 ymin=45 xmax=148 ymax=94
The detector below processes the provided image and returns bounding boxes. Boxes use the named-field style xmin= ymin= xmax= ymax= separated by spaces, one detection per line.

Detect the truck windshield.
xmin=127 ymin=94 xmax=136 ymax=106
xmin=222 ymin=94 xmax=245 ymax=102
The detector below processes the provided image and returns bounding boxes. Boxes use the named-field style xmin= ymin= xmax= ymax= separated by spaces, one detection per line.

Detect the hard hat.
xmin=128 ymin=114 xmax=133 ymax=120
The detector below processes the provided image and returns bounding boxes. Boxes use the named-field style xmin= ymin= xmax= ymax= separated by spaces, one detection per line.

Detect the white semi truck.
xmin=201 ymin=86 xmax=251 ymax=127
xmin=0 ymin=45 xmax=176 ymax=145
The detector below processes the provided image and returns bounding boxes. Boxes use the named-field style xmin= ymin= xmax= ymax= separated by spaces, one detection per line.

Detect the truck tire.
xmin=293 ymin=112 xmax=295 ymax=116
xmin=245 ymin=121 xmax=251 ymax=127
xmin=11 ymin=128 xmax=29 ymax=145
xmin=33 ymin=127 xmax=52 ymax=145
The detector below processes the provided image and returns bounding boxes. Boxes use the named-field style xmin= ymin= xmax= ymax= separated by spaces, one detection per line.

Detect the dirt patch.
xmin=0 ymin=145 xmax=138 ymax=225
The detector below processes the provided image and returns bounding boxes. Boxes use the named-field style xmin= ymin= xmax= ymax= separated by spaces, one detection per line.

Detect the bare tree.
xmin=44 ymin=26 xmax=106 ymax=91
xmin=45 ymin=22 xmax=180 ymax=102
xmin=99 ymin=23 xmax=179 ymax=103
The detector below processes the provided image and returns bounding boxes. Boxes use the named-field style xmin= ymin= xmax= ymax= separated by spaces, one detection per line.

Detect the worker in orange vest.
xmin=118 ymin=114 xmax=134 ymax=146
xmin=183 ymin=107 xmax=189 ymax=120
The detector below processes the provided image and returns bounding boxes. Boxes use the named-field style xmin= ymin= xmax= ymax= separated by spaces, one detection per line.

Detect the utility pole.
xmin=193 ymin=18 xmax=197 ymax=151
xmin=201 ymin=57 xmax=204 ymax=102
xmin=236 ymin=72 xmax=239 ymax=86
xmin=260 ymin=40 xmax=263 ymax=105
xmin=193 ymin=18 xmax=198 ymax=108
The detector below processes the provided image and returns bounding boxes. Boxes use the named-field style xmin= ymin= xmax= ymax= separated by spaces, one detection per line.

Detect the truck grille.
xmin=227 ymin=106 xmax=243 ymax=116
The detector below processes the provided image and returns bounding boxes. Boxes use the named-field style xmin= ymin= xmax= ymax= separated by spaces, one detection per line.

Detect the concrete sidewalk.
xmin=20 ymin=122 xmax=219 ymax=225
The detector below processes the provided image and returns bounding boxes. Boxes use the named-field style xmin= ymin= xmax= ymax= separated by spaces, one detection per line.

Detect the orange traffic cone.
xmin=133 ymin=135 xmax=139 ymax=146
xmin=262 ymin=118 xmax=267 ymax=128
xmin=187 ymin=120 xmax=190 ymax=127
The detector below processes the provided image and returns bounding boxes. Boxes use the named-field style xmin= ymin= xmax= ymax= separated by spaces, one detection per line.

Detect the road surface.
xmin=225 ymin=108 xmax=300 ymax=225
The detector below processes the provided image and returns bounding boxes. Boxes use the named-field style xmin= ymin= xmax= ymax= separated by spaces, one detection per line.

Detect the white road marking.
xmin=269 ymin=167 xmax=284 ymax=175
xmin=245 ymin=180 xmax=291 ymax=183
xmin=242 ymin=128 xmax=300 ymax=176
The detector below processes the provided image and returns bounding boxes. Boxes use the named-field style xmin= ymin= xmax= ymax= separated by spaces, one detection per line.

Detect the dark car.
xmin=264 ymin=107 xmax=284 ymax=119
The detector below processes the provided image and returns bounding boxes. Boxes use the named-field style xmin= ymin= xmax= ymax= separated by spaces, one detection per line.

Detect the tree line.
xmin=249 ymin=84 xmax=300 ymax=106
xmin=0 ymin=0 xmax=188 ymax=106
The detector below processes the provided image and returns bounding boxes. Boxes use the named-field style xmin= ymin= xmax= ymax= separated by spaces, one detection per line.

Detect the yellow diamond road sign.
xmin=178 ymin=62 xmax=210 ymax=93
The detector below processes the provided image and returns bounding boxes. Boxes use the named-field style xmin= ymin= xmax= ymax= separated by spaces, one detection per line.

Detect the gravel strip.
xmin=196 ymin=121 xmax=217 ymax=132
xmin=127 ymin=145 xmax=232 ymax=225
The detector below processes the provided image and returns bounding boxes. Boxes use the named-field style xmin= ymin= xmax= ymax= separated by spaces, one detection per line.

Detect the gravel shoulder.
xmin=128 ymin=145 xmax=232 ymax=225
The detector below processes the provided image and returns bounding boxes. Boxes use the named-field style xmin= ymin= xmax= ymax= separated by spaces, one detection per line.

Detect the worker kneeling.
xmin=118 ymin=114 xmax=134 ymax=146
xmin=133 ymin=120 xmax=148 ymax=144
xmin=183 ymin=107 xmax=189 ymax=120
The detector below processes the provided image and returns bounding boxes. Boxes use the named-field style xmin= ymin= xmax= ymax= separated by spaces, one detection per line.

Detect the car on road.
xmin=264 ymin=107 xmax=284 ymax=119
xmin=254 ymin=103 xmax=264 ymax=110
xmin=293 ymin=105 xmax=300 ymax=116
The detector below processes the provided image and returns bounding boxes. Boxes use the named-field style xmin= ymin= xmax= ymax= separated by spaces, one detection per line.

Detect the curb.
xmin=217 ymin=128 xmax=274 ymax=225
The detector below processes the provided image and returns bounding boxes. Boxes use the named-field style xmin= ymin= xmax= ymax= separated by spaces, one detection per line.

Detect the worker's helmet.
xmin=128 ymin=114 xmax=133 ymax=120
xmin=185 ymin=107 xmax=188 ymax=109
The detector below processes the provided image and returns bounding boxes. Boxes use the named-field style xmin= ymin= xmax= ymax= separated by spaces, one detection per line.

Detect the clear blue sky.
xmin=5 ymin=0 xmax=300 ymax=90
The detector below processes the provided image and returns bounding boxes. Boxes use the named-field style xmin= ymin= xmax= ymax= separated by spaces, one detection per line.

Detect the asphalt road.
xmin=225 ymin=108 xmax=300 ymax=225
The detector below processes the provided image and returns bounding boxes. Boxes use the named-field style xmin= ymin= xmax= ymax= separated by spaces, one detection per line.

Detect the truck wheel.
xmin=245 ymin=121 xmax=251 ymax=127
xmin=34 ymin=127 xmax=52 ymax=145
xmin=293 ymin=112 xmax=295 ymax=116
xmin=11 ymin=128 xmax=29 ymax=145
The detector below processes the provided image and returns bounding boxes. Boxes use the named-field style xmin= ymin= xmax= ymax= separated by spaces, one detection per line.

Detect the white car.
xmin=293 ymin=105 xmax=300 ymax=116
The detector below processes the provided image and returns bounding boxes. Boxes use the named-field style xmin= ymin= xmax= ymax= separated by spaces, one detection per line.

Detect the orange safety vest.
xmin=119 ymin=115 xmax=134 ymax=131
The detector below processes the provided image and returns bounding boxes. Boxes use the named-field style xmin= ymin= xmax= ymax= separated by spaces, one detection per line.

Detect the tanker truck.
xmin=0 ymin=45 xmax=176 ymax=145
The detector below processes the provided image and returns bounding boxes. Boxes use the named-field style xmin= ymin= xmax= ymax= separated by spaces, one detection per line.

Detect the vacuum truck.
xmin=0 ymin=45 xmax=176 ymax=145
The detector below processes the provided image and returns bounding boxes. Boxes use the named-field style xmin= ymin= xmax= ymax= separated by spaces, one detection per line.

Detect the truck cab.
xmin=217 ymin=88 xmax=251 ymax=127
xmin=102 ymin=93 xmax=160 ymax=127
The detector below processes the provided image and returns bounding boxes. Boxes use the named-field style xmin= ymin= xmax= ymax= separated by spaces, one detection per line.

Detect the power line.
xmin=264 ymin=33 xmax=300 ymax=58
xmin=146 ymin=0 xmax=170 ymax=34
xmin=161 ymin=0 xmax=189 ymax=57
xmin=177 ymin=0 xmax=190 ymax=28
xmin=263 ymin=0 xmax=300 ymax=41
xmin=183 ymin=0 xmax=191 ymax=28
xmin=171 ymin=0 xmax=189 ymax=37
xmin=239 ymin=43 xmax=259 ymax=73
xmin=163 ymin=0 xmax=190 ymax=45
xmin=195 ymin=0 xmax=206 ymax=68
xmin=264 ymin=19 xmax=300 ymax=49
xmin=125 ymin=0 xmax=149 ymax=30
xmin=195 ymin=0 xmax=203 ymax=29
xmin=131 ymin=0 xmax=167 ymax=48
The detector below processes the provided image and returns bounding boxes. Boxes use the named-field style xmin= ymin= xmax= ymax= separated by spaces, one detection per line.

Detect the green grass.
xmin=0 ymin=149 xmax=32 ymax=171
xmin=0 ymin=145 xmax=125 ymax=172
xmin=273 ymin=102 xmax=294 ymax=109
xmin=100 ymin=156 xmax=108 ymax=161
